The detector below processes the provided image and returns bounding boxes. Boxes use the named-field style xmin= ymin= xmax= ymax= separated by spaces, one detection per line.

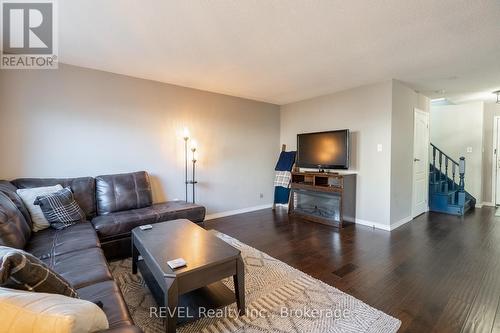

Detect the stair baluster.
xmin=439 ymin=152 xmax=443 ymax=191
xmin=432 ymin=147 xmax=437 ymax=182
xmin=451 ymin=163 xmax=456 ymax=204
xmin=452 ymin=164 xmax=456 ymax=190
xmin=444 ymin=157 xmax=449 ymax=192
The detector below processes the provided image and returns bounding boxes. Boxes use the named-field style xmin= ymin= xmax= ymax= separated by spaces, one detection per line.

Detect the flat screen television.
xmin=297 ymin=130 xmax=350 ymax=170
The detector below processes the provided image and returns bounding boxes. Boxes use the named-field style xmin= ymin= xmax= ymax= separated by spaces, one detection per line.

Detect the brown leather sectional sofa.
xmin=0 ymin=171 xmax=206 ymax=333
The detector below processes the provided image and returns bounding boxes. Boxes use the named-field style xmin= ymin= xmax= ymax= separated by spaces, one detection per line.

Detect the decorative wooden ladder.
xmin=429 ymin=143 xmax=476 ymax=216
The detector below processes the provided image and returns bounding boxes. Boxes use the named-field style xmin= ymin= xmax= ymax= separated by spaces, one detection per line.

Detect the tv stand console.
xmin=289 ymin=171 xmax=356 ymax=228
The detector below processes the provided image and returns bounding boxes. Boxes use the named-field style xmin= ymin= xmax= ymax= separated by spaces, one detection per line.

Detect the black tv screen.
xmin=297 ymin=130 xmax=350 ymax=169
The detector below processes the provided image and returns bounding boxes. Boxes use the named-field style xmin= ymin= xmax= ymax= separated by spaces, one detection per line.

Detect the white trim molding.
xmin=355 ymin=218 xmax=391 ymax=231
xmin=411 ymin=108 xmax=430 ymax=218
xmin=355 ymin=216 xmax=413 ymax=232
xmin=492 ymin=116 xmax=500 ymax=206
xmin=481 ymin=202 xmax=495 ymax=207
xmin=390 ymin=216 xmax=413 ymax=230
xmin=205 ymin=205 xmax=416 ymax=232
xmin=205 ymin=204 xmax=273 ymax=220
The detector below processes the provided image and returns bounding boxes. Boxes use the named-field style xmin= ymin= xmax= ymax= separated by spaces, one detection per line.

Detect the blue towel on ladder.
xmin=274 ymin=151 xmax=296 ymax=205
xmin=275 ymin=151 xmax=297 ymax=171
xmin=274 ymin=186 xmax=290 ymax=205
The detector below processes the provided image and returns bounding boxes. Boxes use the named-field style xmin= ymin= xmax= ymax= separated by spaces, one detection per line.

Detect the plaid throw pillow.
xmin=34 ymin=187 xmax=86 ymax=230
xmin=0 ymin=246 xmax=78 ymax=298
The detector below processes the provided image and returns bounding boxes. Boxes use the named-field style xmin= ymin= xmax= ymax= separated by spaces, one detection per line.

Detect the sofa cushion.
xmin=42 ymin=247 xmax=112 ymax=289
xmin=91 ymin=201 xmax=206 ymax=241
xmin=0 ymin=246 xmax=78 ymax=297
xmin=0 ymin=180 xmax=32 ymax=228
xmin=0 ymin=192 xmax=31 ymax=249
xmin=77 ymin=280 xmax=134 ymax=329
xmin=12 ymin=177 xmax=97 ymax=220
xmin=26 ymin=222 xmax=100 ymax=259
xmin=96 ymin=171 xmax=152 ymax=215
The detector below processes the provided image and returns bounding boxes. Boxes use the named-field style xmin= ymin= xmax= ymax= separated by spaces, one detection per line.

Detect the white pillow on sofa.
xmin=16 ymin=185 xmax=63 ymax=232
xmin=0 ymin=287 xmax=109 ymax=333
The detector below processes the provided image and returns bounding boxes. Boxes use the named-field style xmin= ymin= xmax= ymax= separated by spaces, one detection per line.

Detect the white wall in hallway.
xmin=391 ymin=81 xmax=430 ymax=223
xmin=430 ymin=102 xmax=484 ymax=203
xmin=482 ymin=102 xmax=500 ymax=204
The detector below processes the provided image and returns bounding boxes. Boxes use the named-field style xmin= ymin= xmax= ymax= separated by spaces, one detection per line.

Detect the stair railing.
xmin=430 ymin=143 xmax=465 ymax=194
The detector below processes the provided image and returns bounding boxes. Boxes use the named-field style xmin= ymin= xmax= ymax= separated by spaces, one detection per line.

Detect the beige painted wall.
xmin=280 ymin=81 xmax=393 ymax=227
xmin=0 ymin=64 xmax=433 ymax=227
xmin=390 ymin=80 xmax=430 ymax=224
xmin=430 ymin=102 xmax=484 ymax=203
xmin=482 ymin=102 xmax=500 ymax=204
xmin=0 ymin=64 xmax=280 ymax=215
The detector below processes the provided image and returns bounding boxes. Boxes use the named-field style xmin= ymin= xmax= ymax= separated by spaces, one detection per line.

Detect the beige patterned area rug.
xmin=109 ymin=231 xmax=400 ymax=333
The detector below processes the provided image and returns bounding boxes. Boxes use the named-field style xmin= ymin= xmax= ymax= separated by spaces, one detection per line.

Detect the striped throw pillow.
xmin=0 ymin=246 xmax=78 ymax=298
xmin=34 ymin=187 xmax=86 ymax=230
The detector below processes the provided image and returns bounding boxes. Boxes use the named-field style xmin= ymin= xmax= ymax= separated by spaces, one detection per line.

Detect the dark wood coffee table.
xmin=131 ymin=219 xmax=245 ymax=333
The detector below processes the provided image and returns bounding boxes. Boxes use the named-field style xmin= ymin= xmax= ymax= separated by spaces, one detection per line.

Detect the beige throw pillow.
xmin=16 ymin=185 xmax=63 ymax=232
xmin=0 ymin=287 xmax=109 ymax=333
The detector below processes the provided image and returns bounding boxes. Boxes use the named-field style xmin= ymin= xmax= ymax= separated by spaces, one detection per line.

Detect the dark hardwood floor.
xmin=204 ymin=206 xmax=500 ymax=333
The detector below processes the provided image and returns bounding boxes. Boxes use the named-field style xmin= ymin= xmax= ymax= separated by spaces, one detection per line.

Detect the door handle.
xmin=414 ymin=158 xmax=420 ymax=162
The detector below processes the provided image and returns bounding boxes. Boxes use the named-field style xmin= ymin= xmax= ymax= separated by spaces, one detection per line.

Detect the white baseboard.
xmin=481 ymin=202 xmax=495 ymax=207
xmin=390 ymin=216 xmax=413 ymax=230
xmin=355 ymin=218 xmax=391 ymax=231
xmin=205 ymin=205 xmax=413 ymax=232
xmin=205 ymin=204 xmax=273 ymax=221
xmin=355 ymin=216 xmax=413 ymax=231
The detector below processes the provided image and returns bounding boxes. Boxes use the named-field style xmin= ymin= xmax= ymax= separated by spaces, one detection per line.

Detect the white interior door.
xmin=412 ymin=109 xmax=430 ymax=217
xmin=495 ymin=118 xmax=500 ymax=205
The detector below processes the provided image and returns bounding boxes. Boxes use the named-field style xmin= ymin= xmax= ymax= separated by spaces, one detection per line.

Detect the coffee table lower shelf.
xmin=136 ymin=260 xmax=240 ymax=325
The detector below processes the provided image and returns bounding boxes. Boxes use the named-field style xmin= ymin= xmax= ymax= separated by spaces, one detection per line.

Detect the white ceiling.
xmin=59 ymin=0 xmax=500 ymax=105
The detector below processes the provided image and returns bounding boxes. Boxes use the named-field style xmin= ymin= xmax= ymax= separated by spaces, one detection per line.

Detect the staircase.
xmin=429 ymin=144 xmax=476 ymax=216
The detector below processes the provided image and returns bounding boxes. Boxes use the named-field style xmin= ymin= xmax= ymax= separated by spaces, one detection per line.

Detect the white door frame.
xmin=492 ymin=116 xmax=500 ymax=206
xmin=411 ymin=108 xmax=430 ymax=218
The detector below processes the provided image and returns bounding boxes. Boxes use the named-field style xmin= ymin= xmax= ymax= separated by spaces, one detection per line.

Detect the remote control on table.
xmin=167 ymin=258 xmax=187 ymax=269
